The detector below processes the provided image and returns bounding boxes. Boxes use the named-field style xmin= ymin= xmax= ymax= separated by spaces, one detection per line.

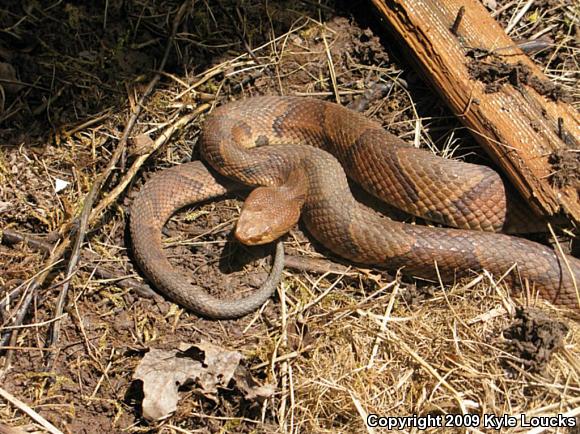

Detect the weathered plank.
xmin=370 ymin=0 xmax=580 ymax=223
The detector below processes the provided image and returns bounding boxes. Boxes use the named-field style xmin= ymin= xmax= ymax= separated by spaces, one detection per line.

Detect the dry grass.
xmin=496 ymin=0 xmax=580 ymax=104
xmin=0 ymin=0 xmax=579 ymax=433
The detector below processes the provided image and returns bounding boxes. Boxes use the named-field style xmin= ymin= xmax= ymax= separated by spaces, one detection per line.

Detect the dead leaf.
xmin=233 ymin=365 xmax=276 ymax=401
xmin=133 ymin=341 xmax=244 ymax=420
xmin=178 ymin=341 xmax=243 ymax=396
xmin=0 ymin=201 xmax=10 ymax=213
xmin=129 ymin=133 xmax=155 ymax=156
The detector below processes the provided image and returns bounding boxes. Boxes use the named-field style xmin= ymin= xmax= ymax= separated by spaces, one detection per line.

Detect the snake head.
xmin=235 ymin=184 xmax=304 ymax=245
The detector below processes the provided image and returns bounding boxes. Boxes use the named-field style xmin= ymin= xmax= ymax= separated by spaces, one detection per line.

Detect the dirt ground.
xmin=0 ymin=0 xmax=579 ymax=433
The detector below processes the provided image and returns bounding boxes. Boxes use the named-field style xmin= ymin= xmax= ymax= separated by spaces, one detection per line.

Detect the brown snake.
xmin=130 ymin=96 xmax=580 ymax=318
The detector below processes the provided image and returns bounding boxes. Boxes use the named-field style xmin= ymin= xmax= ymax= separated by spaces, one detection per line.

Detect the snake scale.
xmin=130 ymin=96 xmax=579 ymax=318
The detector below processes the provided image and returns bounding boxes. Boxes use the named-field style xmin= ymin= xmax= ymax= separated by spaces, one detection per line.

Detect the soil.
xmin=502 ymin=308 xmax=569 ymax=372
xmin=549 ymin=149 xmax=580 ymax=189
xmin=467 ymin=54 xmax=570 ymax=102
xmin=468 ymin=55 xmax=545 ymax=96
xmin=0 ymin=0 xmax=578 ymax=433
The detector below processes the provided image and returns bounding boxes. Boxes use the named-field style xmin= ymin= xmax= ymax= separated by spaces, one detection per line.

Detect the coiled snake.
xmin=130 ymin=96 xmax=579 ymax=318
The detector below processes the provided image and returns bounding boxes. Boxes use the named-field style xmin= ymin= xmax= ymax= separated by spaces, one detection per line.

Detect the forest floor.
xmin=0 ymin=0 xmax=579 ymax=433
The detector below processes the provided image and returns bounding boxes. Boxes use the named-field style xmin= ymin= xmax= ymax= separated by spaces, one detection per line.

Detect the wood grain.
xmin=370 ymin=0 xmax=580 ymax=223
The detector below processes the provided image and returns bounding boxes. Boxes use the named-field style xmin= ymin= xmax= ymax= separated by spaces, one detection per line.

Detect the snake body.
xmin=130 ymin=96 xmax=579 ymax=317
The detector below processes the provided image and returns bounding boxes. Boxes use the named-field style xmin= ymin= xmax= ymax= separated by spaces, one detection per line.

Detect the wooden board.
xmin=370 ymin=0 xmax=580 ymax=223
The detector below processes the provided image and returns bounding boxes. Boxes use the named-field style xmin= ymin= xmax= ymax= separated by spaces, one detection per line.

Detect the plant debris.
xmin=133 ymin=341 xmax=273 ymax=421
xmin=502 ymin=308 xmax=569 ymax=373
xmin=467 ymin=54 xmax=568 ymax=101
xmin=549 ymin=149 xmax=580 ymax=189
xmin=0 ymin=0 xmax=578 ymax=432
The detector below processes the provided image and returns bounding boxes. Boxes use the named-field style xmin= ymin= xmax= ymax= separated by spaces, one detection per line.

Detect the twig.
xmin=450 ymin=6 xmax=465 ymax=36
xmin=378 ymin=327 xmax=467 ymax=414
xmin=89 ymin=105 xmax=210 ymax=221
xmin=44 ymin=1 xmax=191 ymax=366
xmin=1 ymin=229 xmax=54 ymax=252
xmin=1 ymin=227 xmax=351 ymax=300
xmin=505 ymin=0 xmax=534 ymax=34
xmin=547 ymin=224 xmax=579 ymax=309
xmin=0 ymin=229 xmax=160 ymax=301
xmin=1 ymin=108 xmax=211 ymax=316
xmin=0 ymin=386 xmax=63 ymax=434
xmin=0 ymin=241 xmax=68 ymax=350
xmin=284 ymin=255 xmax=353 ymax=275
xmin=63 ymin=111 xmax=111 ymax=136
xmin=215 ymin=0 xmax=261 ymax=65
xmin=322 ymin=28 xmax=340 ymax=104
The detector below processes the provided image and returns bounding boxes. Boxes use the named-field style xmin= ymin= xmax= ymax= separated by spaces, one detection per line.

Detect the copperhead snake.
xmin=130 ymin=96 xmax=579 ymax=318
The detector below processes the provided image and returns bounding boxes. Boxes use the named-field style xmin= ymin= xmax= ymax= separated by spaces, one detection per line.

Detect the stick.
xmin=0 ymin=229 xmax=160 ymax=301
xmin=0 ymin=386 xmax=63 ymax=434
xmin=370 ymin=0 xmax=580 ymax=223
xmin=44 ymin=1 xmax=191 ymax=365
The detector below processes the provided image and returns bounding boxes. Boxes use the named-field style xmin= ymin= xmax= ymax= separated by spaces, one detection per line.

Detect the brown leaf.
xmin=233 ymin=365 xmax=276 ymax=401
xmin=128 ymin=133 xmax=155 ymax=156
xmin=133 ymin=341 xmax=242 ymax=421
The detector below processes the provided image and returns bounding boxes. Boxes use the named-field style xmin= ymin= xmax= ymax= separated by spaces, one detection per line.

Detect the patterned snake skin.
xmin=130 ymin=96 xmax=579 ymax=318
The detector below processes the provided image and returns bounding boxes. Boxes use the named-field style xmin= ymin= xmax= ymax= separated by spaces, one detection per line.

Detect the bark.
xmin=370 ymin=0 xmax=580 ymax=223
